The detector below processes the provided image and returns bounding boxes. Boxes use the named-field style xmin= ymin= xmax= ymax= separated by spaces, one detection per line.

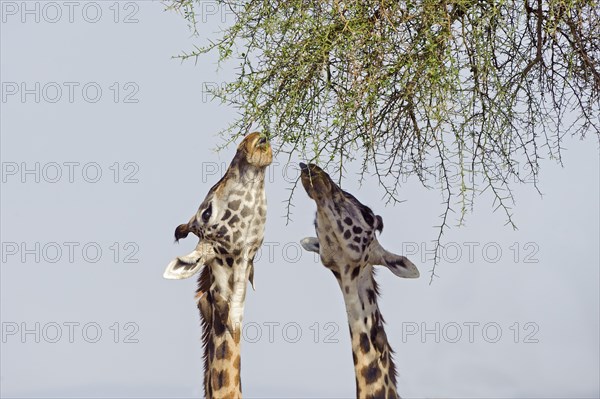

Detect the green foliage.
xmin=168 ymin=0 xmax=599 ymax=279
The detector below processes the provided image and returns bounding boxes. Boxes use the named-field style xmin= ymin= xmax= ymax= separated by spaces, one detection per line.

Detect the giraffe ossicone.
xmin=299 ymin=162 xmax=418 ymax=399
xmin=165 ymin=132 xmax=272 ymax=399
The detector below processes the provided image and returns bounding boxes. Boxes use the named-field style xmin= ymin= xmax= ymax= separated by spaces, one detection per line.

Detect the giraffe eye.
xmin=201 ymin=204 xmax=212 ymax=223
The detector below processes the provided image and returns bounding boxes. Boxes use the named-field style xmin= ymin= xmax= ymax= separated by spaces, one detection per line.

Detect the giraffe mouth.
xmin=299 ymin=162 xmax=332 ymax=198
xmin=299 ymin=162 xmax=318 ymax=177
xmin=244 ymin=132 xmax=272 ymax=167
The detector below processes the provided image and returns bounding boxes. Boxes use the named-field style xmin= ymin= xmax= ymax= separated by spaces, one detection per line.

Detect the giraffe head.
xmin=164 ymin=132 xmax=272 ymax=280
xmin=299 ymin=162 xmax=419 ymax=278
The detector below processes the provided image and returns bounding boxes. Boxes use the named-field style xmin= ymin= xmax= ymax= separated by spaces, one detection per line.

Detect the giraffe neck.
xmin=338 ymin=265 xmax=399 ymax=399
xmin=205 ymin=318 xmax=242 ymax=398
xmin=196 ymin=162 xmax=267 ymax=398
xmin=197 ymin=257 xmax=250 ymax=398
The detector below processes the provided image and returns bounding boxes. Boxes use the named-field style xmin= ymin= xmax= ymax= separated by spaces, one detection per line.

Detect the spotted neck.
xmin=196 ymin=266 xmax=242 ymax=398
xmin=337 ymin=264 xmax=399 ymax=399
xmin=198 ymin=165 xmax=267 ymax=398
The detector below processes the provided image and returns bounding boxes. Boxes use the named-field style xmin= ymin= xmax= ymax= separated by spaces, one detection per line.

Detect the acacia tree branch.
xmin=169 ymin=0 xmax=600 ymax=281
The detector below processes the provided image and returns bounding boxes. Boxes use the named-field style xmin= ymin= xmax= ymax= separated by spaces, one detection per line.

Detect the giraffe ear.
xmin=372 ymin=242 xmax=419 ymax=279
xmin=300 ymin=237 xmax=320 ymax=253
xmin=163 ymin=242 xmax=215 ymax=280
xmin=380 ymin=254 xmax=419 ymax=278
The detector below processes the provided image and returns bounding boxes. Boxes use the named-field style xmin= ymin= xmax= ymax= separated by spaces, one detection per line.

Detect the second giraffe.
xmin=299 ymin=162 xmax=419 ymax=399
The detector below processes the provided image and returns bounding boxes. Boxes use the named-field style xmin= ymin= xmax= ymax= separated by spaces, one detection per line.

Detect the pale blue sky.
xmin=1 ymin=2 xmax=599 ymax=397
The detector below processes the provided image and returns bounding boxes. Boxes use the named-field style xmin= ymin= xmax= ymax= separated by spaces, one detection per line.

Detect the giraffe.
xmin=164 ymin=132 xmax=272 ymax=398
xmin=298 ymin=162 xmax=419 ymax=399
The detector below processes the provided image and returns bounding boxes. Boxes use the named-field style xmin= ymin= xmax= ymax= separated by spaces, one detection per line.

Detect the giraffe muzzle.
xmin=299 ymin=162 xmax=332 ymax=193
